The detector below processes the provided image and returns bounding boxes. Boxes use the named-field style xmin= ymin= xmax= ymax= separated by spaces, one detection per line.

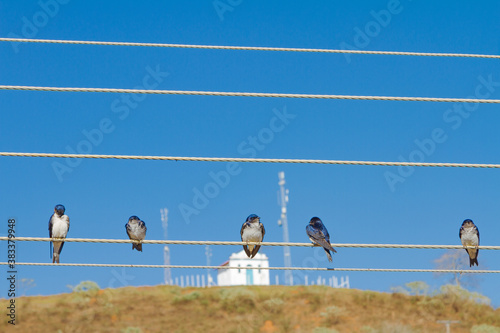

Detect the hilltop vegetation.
xmin=1 ymin=283 xmax=499 ymax=333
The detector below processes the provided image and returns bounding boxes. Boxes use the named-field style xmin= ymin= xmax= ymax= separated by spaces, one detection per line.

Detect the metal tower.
xmin=161 ymin=208 xmax=172 ymax=285
xmin=277 ymin=171 xmax=293 ymax=285
xmin=205 ymin=245 xmax=213 ymax=287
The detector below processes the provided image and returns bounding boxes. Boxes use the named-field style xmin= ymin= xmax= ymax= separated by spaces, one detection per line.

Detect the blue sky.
xmin=1 ymin=0 xmax=500 ymax=307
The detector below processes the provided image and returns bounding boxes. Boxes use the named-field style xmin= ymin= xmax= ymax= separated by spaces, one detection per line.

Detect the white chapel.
xmin=217 ymin=250 xmax=270 ymax=286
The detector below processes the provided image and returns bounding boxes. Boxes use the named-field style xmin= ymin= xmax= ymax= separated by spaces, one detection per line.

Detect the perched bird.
xmin=306 ymin=217 xmax=337 ymax=262
xmin=240 ymin=214 xmax=265 ymax=258
xmin=125 ymin=216 xmax=147 ymax=252
xmin=48 ymin=204 xmax=70 ymax=264
xmin=459 ymin=219 xmax=480 ymax=267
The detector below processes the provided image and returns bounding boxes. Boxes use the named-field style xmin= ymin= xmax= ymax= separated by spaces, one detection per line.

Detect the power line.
xmin=1 ymin=85 xmax=500 ymax=103
xmin=1 ymin=237 xmax=499 ymax=250
xmin=1 ymin=152 xmax=500 ymax=169
xmin=1 ymin=37 xmax=499 ymax=59
xmin=0 ymin=262 xmax=498 ymax=273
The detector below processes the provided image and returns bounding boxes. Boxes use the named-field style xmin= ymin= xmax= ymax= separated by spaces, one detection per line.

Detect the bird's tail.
xmin=132 ymin=243 xmax=142 ymax=252
xmin=53 ymin=241 xmax=61 ymax=255
xmin=50 ymin=241 xmax=53 ymax=259
xmin=242 ymin=245 xmax=252 ymax=258
xmin=467 ymin=249 xmax=479 ymax=267
xmin=470 ymin=257 xmax=479 ymax=267
xmin=251 ymin=245 xmax=261 ymax=258
xmin=317 ymin=238 xmax=337 ymax=254
xmin=324 ymin=248 xmax=333 ymax=262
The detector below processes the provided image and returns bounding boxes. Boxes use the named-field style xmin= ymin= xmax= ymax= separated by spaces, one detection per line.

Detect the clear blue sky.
xmin=1 ymin=0 xmax=499 ymax=307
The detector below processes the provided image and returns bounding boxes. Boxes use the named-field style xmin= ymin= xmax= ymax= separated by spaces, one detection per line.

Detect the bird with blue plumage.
xmin=306 ymin=216 xmax=337 ymax=262
xmin=48 ymin=204 xmax=70 ymax=263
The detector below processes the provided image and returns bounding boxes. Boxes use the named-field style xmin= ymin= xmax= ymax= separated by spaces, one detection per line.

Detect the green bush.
xmin=390 ymin=286 xmax=409 ymax=295
xmin=361 ymin=323 xmax=418 ymax=333
xmin=320 ymin=305 xmax=345 ymax=326
xmin=172 ymin=291 xmax=201 ymax=305
xmin=471 ymin=324 xmax=500 ymax=333
xmin=439 ymin=285 xmax=491 ymax=305
xmin=68 ymin=280 xmax=100 ymax=304
xmin=313 ymin=328 xmax=339 ymax=333
xmin=262 ymin=298 xmax=284 ymax=314
xmin=391 ymin=281 xmax=429 ymax=296
xmin=122 ymin=328 xmax=142 ymax=333
xmin=219 ymin=288 xmax=256 ymax=313
xmin=405 ymin=281 xmax=429 ymax=296
xmin=70 ymin=280 xmax=100 ymax=293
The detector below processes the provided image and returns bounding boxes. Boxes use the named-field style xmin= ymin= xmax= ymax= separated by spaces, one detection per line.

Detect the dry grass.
xmin=0 ymin=284 xmax=499 ymax=332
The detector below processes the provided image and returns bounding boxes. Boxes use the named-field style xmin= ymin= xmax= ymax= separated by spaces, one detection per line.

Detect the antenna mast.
xmin=205 ymin=245 xmax=213 ymax=287
xmin=278 ymin=171 xmax=293 ymax=285
xmin=161 ymin=208 xmax=171 ymax=285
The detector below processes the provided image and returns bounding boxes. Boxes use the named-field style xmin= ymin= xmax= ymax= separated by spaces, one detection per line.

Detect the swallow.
xmin=125 ymin=216 xmax=147 ymax=252
xmin=240 ymin=214 xmax=265 ymax=258
xmin=48 ymin=204 xmax=70 ymax=264
xmin=459 ymin=219 xmax=480 ymax=267
xmin=306 ymin=217 xmax=337 ymax=262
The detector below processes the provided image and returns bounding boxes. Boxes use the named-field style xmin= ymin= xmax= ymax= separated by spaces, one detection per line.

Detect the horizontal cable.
xmin=1 ymin=85 xmax=500 ymax=103
xmin=1 ymin=237 xmax=498 ymax=250
xmin=0 ymin=262 xmax=497 ymax=273
xmin=1 ymin=152 xmax=500 ymax=169
xmin=1 ymin=37 xmax=499 ymax=59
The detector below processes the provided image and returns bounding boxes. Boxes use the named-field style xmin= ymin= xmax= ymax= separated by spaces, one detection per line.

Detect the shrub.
xmin=439 ymin=285 xmax=491 ymax=305
xmin=172 ymin=291 xmax=201 ymax=305
xmin=68 ymin=280 xmax=101 ymax=305
xmin=219 ymin=288 xmax=256 ymax=313
xmin=71 ymin=280 xmax=100 ymax=294
xmin=320 ymin=305 xmax=345 ymax=326
xmin=391 ymin=281 xmax=429 ymax=296
xmin=262 ymin=298 xmax=284 ymax=314
xmin=390 ymin=286 xmax=409 ymax=295
xmin=122 ymin=328 xmax=142 ymax=333
xmin=376 ymin=323 xmax=418 ymax=333
xmin=405 ymin=281 xmax=429 ymax=296
xmin=313 ymin=328 xmax=339 ymax=333
xmin=471 ymin=324 xmax=500 ymax=333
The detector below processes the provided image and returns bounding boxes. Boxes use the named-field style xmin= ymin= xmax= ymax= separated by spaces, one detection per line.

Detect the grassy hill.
xmin=1 ymin=284 xmax=499 ymax=333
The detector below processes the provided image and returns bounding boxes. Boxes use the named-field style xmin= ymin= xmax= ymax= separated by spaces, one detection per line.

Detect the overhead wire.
xmin=1 ymin=152 xmax=500 ymax=169
xmin=1 ymin=37 xmax=497 ymax=275
xmin=1 ymin=237 xmax=499 ymax=250
xmin=1 ymin=85 xmax=500 ymax=104
xmin=1 ymin=37 xmax=499 ymax=59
